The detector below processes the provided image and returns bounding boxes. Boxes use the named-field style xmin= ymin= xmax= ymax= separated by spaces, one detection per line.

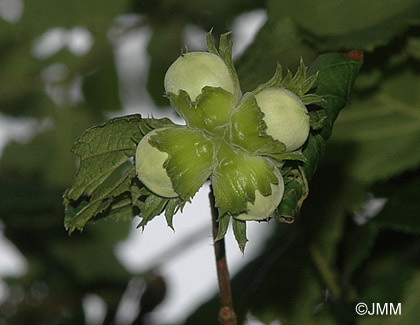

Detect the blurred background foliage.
xmin=0 ymin=0 xmax=419 ymax=324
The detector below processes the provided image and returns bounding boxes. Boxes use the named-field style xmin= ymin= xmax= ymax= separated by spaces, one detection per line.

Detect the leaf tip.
xmin=344 ymin=50 xmax=364 ymax=64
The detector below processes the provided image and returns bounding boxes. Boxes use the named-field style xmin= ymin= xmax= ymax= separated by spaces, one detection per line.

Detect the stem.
xmin=209 ymin=186 xmax=237 ymax=325
xmin=309 ymin=244 xmax=341 ymax=299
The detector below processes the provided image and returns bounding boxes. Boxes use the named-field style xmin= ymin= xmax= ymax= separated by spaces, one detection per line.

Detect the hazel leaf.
xmin=136 ymin=193 xmax=170 ymax=229
xmin=64 ymin=165 xmax=137 ymax=233
xmin=66 ymin=114 xmax=144 ymax=201
xmin=276 ymin=53 xmax=361 ymax=222
xmin=64 ymin=115 xmax=178 ymax=233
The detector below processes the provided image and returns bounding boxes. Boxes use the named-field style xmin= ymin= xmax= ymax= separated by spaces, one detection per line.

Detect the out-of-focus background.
xmin=0 ymin=0 xmax=419 ymax=324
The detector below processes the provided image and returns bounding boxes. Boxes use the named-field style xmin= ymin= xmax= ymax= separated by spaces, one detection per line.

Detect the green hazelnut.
xmin=235 ymin=165 xmax=284 ymax=221
xmin=164 ymin=52 xmax=235 ymax=101
xmin=136 ymin=128 xmax=178 ymax=198
xmin=254 ymin=87 xmax=310 ymax=152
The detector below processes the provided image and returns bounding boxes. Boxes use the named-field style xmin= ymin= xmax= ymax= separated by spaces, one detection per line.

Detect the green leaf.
xmin=63 ymin=115 xmax=178 ymax=232
xmin=340 ymin=222 xmax=378 ymax=287
xmin=147 ymin=22 xmax=185 ymax=106
xmin=215 ymin=214 xmax=230 ymax=241
xmin=307 ymin=53 xmax=361 ymax=143
xmin=230 ymin=94 xmax=286 ymax=156
xmin=373 ymin=174 xmax=420 ymax=234
xmin=0 ymin=107 xmax=99 ymax=187
xmin=267 ymin=0 xmax=420 ymax=51
xmin=332 ymin=69 xmax=420 ymax=183
xmin=276 ymin=53 xmax=361 ymax=221
xmin=66 ymin=114 xmax=144 ymax=201
xmin=51 ymin=219 xmax=132 ymax=284
xmin=232 ymin=218 xmax=247 ymax=253
xmin=309 ymin=110 xmax=328 ymax=130
xmin=392 ymin=271 xmax=420 ymax=324
xmin=82 ymin=45 xmax=121 ymax=113
xmin=275 ymin=166 xmax=308 ymax=223
xmin=165 ymin=198 xmax=186 ymax=230
xmin=407 ymin=37 xmax=420 ymax=60
xmin=148 ymin=126 xmax=215 ymax=201
xmin=236 ymin=17 xmax=317 ymax=93
xmin=64 ymin=165 xmax=136 ymax=233
xmin=138 ymin=116 xmax=177 ymax=135
xmin=136 ymin=193 xmax=170 ymax=229
xmin=359 ymin=270 xmax=420 ymax=325
xmin=0 ymin=0 xmax=129 ymax=118
xmin=212 ymin=141 xmax=279 ymax=216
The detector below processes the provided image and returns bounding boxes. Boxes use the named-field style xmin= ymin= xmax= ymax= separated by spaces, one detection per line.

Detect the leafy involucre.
xmin=230 ymin=94 xmax=286 ymax=157
xmin=169 ymin=87 xmax=235 ymax=133
xmin=232 ymin=218 xmax=248 ymax=253
xmin=149 ymin=127 xmax=215 ymax=201
xmin=212 ymin=142 xmax=279 ymax=216
xmin=206 ymin=31 xmax=242 ymax=104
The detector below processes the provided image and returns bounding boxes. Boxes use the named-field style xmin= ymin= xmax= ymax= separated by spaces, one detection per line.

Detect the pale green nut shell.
xmin=255 ymin=87 xmax=310 ymax=152
xmin=136 ymin=129 xmax=178 ymax=198
xmin=235 ymin=166 xmax=284 ymax=221
xmin=164 ymin=52 xmax=235 ymax=101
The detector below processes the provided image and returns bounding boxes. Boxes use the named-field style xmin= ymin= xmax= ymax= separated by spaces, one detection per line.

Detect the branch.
xmin=209 ymin=186 xmax=237 ymax=325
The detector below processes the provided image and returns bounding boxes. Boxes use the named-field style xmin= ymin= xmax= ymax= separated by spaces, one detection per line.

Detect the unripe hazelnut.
xmin=136 ymin=129 xmax=178 ymax=198
xmin=164 ymin=52 xmax=236 ymax=101
xmin=235 ymin=166 xmax=284 ymax=221
xmin=254 ymin=88 xmax=310 ymax=152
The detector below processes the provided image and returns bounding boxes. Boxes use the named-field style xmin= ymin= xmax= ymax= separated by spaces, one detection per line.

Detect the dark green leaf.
xmin=215 ymin=214 xmax=230 ymax=241
xmin=137 ymin=193 xmax=170 ymax=228
xmin=340 ymin=222 xmax=378 ymax=287
xmin=373 ymin=174 xmax=420 ymax=234
xmin=165 ymin=198 xmax=186 ymax=230
xmin=66 ymin=114 xmax=144 ymax=201
xmin=232 ymin=218 xmax=247 ymax=253
xmin=147 ymin=22 xmax=185 ymax=106
xmin=275 ymin=166 xmax=308 ymax=223
xmin=236 ymin=17 xmax=317 ymax=93
xmin=331 ymin=70 xmax=420 ymax=183
xmin=276 ymin=53 xmax=361 ymax=221
xmin=309 ymin=110 xmax=328 ymax=130
xmin=64 ymin=165 xmax=136 ymax=233
xmin=267 ymin=0 xmax=420 ymax=51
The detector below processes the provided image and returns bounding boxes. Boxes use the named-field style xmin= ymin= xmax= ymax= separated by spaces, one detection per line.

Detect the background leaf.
xmin=332 ymin=69 xmax=420 ymax=183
